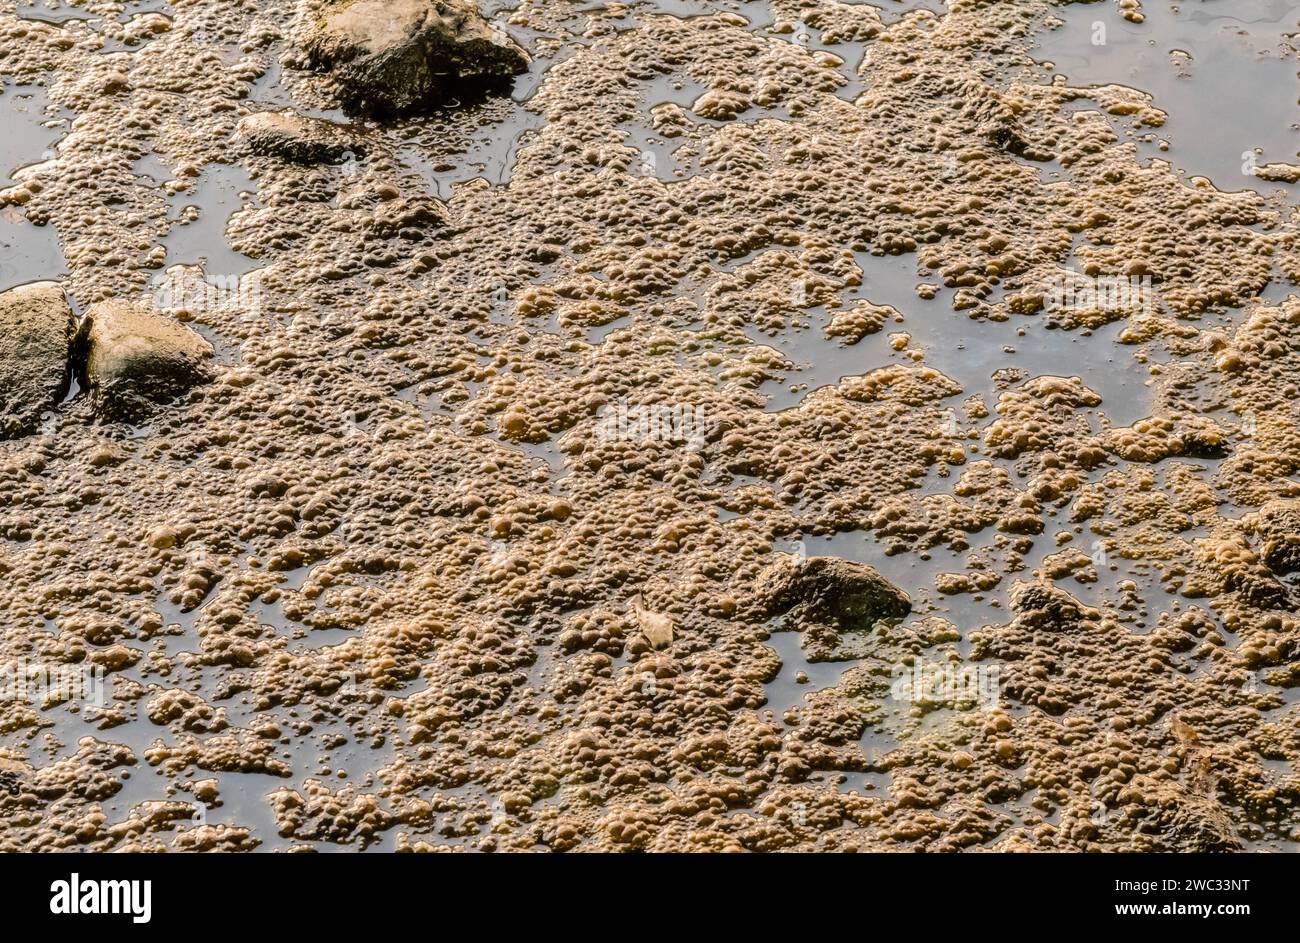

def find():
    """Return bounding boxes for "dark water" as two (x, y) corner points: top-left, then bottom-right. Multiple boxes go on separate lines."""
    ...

(748, 250), (1153, 424)
(1034, 0), (1300, 192)
(0, 85), (67, 292)
(162, 163), (261, 277)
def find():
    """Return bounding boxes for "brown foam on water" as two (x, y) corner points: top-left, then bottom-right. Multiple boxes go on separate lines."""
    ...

(0, 0), (1298, 852)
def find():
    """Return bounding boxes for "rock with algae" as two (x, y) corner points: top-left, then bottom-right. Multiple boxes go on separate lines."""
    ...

(301, 0), (529, 115)
(755, 555), (912, 631)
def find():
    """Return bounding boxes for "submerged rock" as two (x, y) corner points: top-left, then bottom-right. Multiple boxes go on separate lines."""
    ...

(80, 301), (214, 421)
(1008, 579), (1100, 631)
(0, 281), (75, 438)
(755, 555), (911, 631)
(1118, 775), (1241, 853)
(959, 76), (1048, 160)
(1249, 500), (1300, 577)
(302, 0), (530, 115)
(237, 110), (361, 164)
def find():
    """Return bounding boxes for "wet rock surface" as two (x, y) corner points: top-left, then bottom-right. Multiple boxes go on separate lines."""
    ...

(301, 0), (530, 114)
(0, 0), (1297, 852)
(81, 300), (214, 421)
(0, 281), (73, 438)
(237, 110), (361, 164)
(756, 554), (912, 631)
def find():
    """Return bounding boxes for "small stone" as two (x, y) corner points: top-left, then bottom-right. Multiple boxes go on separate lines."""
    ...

(755, 555), (912, 631)
(237, 110), (362, 164)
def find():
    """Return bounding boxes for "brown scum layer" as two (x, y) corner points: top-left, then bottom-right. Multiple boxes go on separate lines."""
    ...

(0, 0), (1297, 851)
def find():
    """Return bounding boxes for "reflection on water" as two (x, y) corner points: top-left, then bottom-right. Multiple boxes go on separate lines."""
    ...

(0, 86), (68, 292)
(746, 250), (1153, 425)
(1034, 0), (1300, 192)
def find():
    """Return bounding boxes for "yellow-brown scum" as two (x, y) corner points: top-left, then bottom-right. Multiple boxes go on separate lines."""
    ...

(0, 0), (1296, 851)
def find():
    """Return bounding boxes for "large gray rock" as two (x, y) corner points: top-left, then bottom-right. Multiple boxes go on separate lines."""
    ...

(237, 110), (362, 164)
(755, 555), (911, 631)
(302, 0), (530, 115)
(81, 300), (214, 421)
(0, 281), (75, 438)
